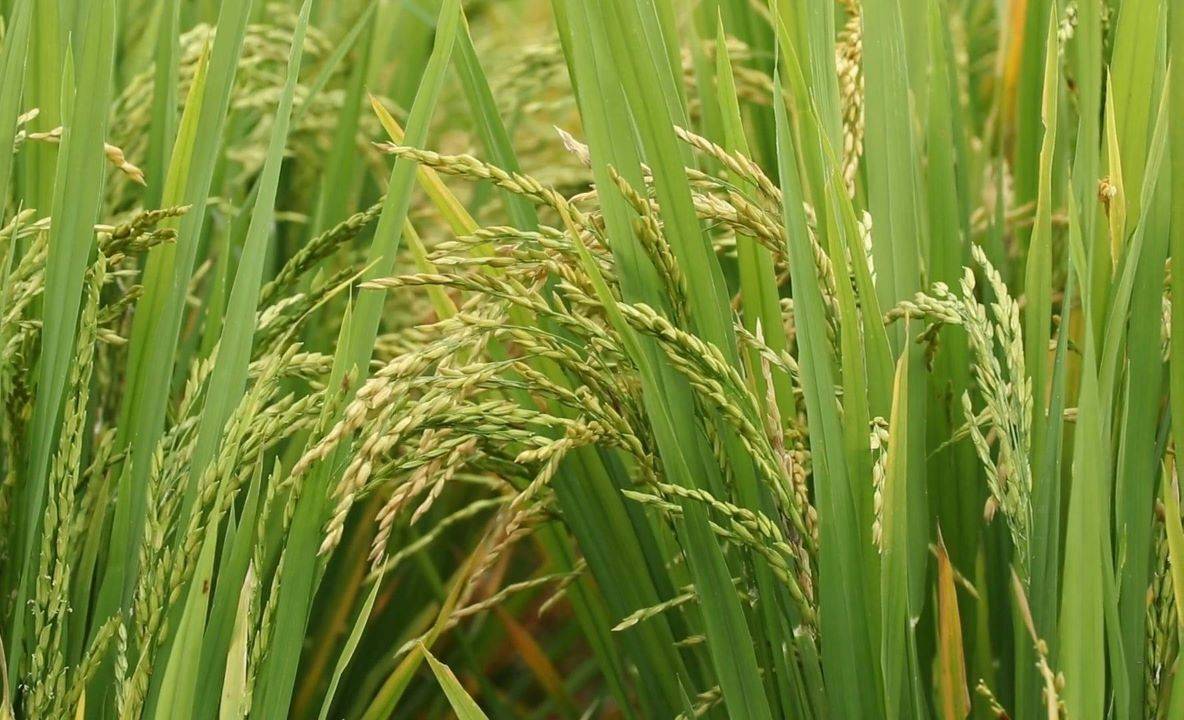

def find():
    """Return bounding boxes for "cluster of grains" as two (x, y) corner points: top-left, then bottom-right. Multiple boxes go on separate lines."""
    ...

(885, 246), (1033, 577)
(836, 0), (865, 190)
(869, 416), (889, 552)
(1146, 502), (1177, 719)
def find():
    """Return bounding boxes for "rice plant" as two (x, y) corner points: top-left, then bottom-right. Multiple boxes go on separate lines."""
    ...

(0, 0), (1179, 718)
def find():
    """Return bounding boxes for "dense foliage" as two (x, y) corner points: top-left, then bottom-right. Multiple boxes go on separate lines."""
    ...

(0, 0), (1179, 718)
